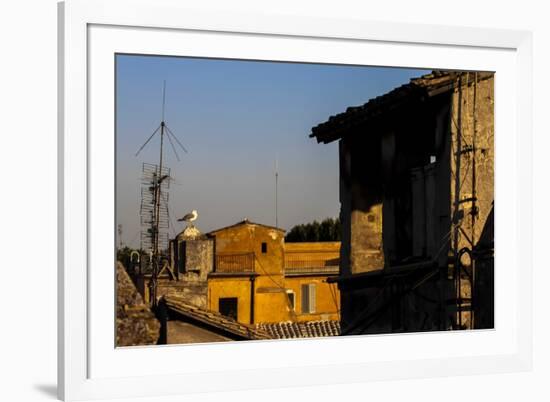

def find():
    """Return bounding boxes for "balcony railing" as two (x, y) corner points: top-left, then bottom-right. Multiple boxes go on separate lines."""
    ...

(215, 252), (255, 273)
(284, 258), (340, 275)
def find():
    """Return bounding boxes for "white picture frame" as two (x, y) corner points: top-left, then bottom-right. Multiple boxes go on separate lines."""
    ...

(58, 0), (533, 400)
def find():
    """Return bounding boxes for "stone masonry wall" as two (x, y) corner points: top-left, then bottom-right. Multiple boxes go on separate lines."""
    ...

(116, 262), (160, 346)
(449, 74), (494, 329)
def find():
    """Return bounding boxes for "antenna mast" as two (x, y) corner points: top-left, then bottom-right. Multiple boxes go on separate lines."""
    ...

(135, 81), (187, 306)
(275, 158), (279, 228)
(156, 81), (166, 260)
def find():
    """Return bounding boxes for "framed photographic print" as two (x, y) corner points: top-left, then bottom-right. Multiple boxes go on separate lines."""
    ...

(58, 0), (533, 400)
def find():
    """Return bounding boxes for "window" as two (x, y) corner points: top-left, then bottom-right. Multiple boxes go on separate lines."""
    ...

(261, 242), (267, 253)
(301, 284), (316, 314)
(286, 290), (295, 311)
(219, 297), (238, 321)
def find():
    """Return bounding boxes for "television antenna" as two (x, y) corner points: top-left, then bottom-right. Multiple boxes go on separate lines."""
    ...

(135, 81), (187, 306)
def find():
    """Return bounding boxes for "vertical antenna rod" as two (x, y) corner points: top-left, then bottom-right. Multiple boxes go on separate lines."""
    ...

(152, 81), (167, 306)
(275, 157), (279, 228)
(162, 80), (166, 122)
(154, 82), (166, 259)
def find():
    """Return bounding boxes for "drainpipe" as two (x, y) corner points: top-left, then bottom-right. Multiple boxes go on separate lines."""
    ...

(250, 275), (255, 324)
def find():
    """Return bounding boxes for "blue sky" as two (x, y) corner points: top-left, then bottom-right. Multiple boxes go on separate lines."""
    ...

(116, 54), (429, 248)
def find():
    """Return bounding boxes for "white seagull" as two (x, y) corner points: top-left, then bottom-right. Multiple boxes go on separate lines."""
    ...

(178, 210), (198, 225)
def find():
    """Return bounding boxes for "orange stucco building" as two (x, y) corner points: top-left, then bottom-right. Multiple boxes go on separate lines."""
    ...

(283, 242), (340, 322)
(166, 219), (340, 325)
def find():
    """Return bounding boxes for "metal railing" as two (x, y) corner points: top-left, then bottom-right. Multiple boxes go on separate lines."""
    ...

(215, 252), (255, 273)
(284, 258), (340, 274)
(214, 253), (339, 274)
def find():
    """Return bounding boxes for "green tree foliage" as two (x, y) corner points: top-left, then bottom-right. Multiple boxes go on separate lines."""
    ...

(285, 217), (341, 242)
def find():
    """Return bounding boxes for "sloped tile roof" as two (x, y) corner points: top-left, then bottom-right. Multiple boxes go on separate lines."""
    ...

(163, 295), (271, 341)
(208, 218), (285, 235)
(310, 70), (494, 144)
(256, 320), (340, 339)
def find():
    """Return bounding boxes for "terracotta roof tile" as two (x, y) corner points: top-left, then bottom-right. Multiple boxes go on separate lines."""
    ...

(256, 320), (341, 339)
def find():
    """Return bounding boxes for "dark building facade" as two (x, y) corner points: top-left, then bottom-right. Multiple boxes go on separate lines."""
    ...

(311, 71), (495, 334)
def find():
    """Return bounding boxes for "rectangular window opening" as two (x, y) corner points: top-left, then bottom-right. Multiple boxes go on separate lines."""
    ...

(287, 291), (295, 310)
(219, 297), (238, 321)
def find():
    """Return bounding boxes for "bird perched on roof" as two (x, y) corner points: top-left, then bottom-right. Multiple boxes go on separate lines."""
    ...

(178, 210), (198, 226)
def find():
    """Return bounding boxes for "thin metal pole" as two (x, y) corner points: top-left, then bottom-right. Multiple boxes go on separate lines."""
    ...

(135, 124), (161, 157)
(165, 127), (180, 161)
(165, 125), (188, 153)
(152, 82), (166, 307)
(275, 158), (278, 228)
(162, 80), (166, 122)
(155, 123), (165, 256)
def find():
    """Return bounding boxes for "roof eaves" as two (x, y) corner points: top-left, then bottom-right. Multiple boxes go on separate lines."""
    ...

(163, 296), (271, 340)
(208, 219), (286, 235)
(310, 70), (494, 144)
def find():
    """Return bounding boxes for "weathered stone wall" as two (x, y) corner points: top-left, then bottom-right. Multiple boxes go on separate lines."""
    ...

(339, 136), (385, 276)
(182, 239), (214, 280)
(450, 75), (494, 249)
(449, 75), (494, 329)
(156, 279), (208, 309)
(116, 262), (160, 346)
(350, 205), (384, 272)
(174, 228), (214, 279)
